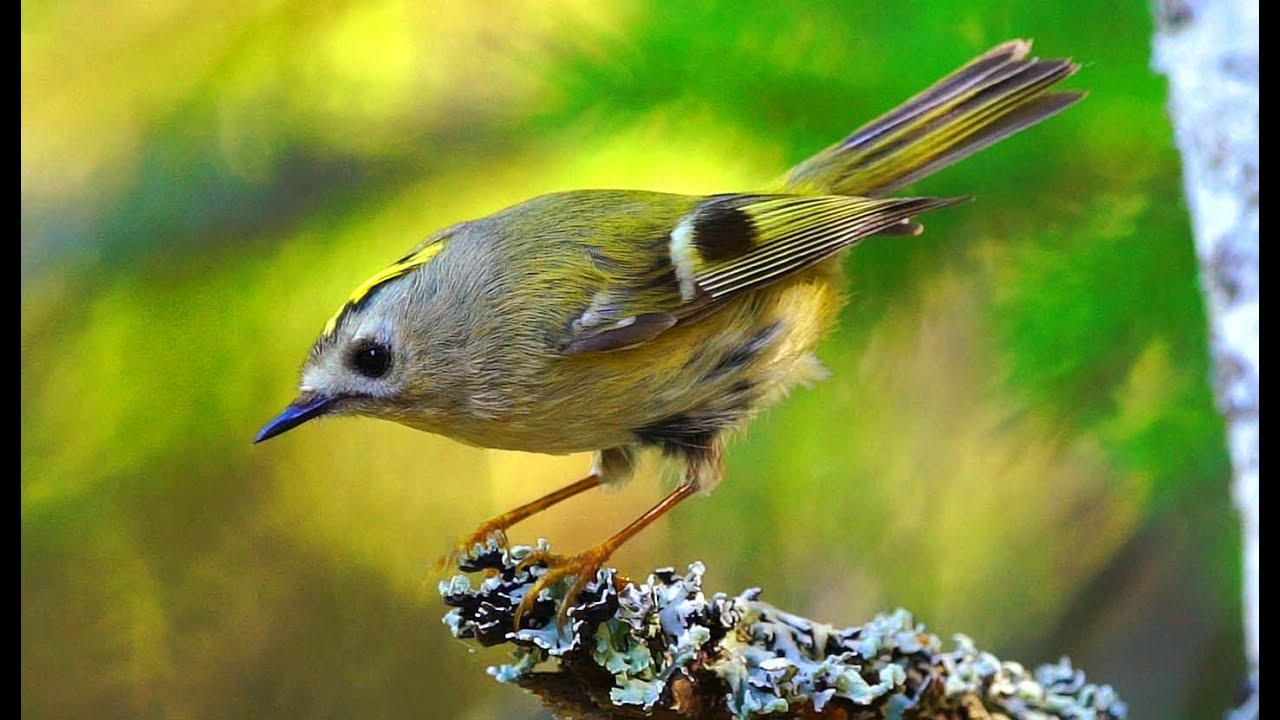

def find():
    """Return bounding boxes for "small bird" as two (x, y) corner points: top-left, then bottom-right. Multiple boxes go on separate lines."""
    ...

(255, 40), (1081, 626)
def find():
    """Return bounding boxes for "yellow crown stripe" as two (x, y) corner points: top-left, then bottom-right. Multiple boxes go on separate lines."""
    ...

(322, 241), (445, 336)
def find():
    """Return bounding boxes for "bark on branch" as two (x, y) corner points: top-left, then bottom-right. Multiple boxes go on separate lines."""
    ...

(441, 541), (1127, 720)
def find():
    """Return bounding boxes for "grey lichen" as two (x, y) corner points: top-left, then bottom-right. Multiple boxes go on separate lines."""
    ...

(441, 540), (1127, 720)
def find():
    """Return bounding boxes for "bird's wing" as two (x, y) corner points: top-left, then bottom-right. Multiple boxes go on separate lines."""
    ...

(560, 192), (965, 354)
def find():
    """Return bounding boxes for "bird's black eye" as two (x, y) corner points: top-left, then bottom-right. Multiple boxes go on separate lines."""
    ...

(351, 342), (392, 378)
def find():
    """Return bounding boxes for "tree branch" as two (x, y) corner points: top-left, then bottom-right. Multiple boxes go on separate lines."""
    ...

(441, 541), (1127, 720)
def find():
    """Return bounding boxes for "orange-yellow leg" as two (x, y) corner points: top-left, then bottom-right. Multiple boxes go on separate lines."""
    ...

(450, 473), (602, 561)
(513, 482), (697, 629)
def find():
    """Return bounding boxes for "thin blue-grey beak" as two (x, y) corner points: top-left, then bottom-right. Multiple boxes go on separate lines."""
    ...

(254, 393), (333, 443)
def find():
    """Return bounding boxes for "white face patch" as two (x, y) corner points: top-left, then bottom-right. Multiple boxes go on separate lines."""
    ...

(669, 215), (699, 302)
(302, 282), (406, 402)
(348, 316), (396, 351)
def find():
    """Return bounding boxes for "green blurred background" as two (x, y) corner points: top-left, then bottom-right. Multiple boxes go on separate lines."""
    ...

(21, 1), (1243, 718)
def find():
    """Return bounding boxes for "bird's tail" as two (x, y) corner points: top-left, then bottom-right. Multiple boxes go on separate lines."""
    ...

(782, 40), (1083, 198)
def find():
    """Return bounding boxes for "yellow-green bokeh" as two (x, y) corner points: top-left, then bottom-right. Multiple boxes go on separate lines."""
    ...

(23, 2), (1240, 718)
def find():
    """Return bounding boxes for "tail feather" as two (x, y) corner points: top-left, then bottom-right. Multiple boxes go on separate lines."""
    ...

(876, 92), (1083, 195)
(783, 40), (1083, 197)
(839, 40), (1034, 151)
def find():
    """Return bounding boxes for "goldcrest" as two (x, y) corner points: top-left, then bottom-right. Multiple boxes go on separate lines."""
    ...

(255, 40), (1081, 624)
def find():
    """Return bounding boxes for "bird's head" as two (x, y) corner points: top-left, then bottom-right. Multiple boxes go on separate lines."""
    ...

(254, 236), (460, 443)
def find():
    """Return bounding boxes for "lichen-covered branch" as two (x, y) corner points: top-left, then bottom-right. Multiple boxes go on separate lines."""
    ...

(441, 541), (1127, 720)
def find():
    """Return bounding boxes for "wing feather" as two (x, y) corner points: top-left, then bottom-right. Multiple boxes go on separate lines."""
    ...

(560, 192), (964, 354)
(687, 194), (967, 299)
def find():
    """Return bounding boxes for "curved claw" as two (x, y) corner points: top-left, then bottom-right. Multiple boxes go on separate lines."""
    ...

(511, 550), (608, 630)
(437, 524), (513, 572)
(514, 549), (564, 575)
(441, 474), (607, 572)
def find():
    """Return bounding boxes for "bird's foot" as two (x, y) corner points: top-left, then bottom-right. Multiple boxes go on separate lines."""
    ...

(512, 545), (618, 629)
(438, 521), (513, 572)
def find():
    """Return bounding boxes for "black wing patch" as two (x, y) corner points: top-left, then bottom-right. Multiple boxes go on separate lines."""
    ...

(560, 193), (965, 354)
